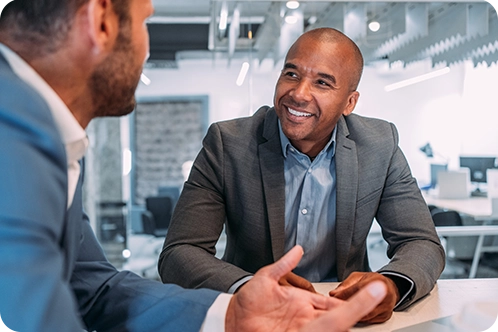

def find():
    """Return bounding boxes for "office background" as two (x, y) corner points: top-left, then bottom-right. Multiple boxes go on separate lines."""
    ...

(77, 0), (498, 275)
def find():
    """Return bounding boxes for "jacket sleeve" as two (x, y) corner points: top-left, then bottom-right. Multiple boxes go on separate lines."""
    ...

(71, 213), (220, 332)
(159, 122), (253, 292)
(376, 123), (445, 310)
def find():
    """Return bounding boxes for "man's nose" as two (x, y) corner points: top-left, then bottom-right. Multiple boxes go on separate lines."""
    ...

(290, 79), (313, 103)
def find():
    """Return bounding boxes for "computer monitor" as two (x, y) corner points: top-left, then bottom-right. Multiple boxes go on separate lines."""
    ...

(459, 156), (497, 183)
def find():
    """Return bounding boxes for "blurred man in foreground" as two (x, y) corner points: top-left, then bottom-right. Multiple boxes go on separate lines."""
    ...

(0, 0), (387, 331)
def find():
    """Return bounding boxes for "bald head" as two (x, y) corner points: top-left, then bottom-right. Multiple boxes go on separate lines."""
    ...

(286, 28), (364, 91)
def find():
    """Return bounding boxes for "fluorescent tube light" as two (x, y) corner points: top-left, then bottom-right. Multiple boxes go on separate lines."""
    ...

(236, 62), (250, 86)
(140, 73), (151, 86)
(219, 1), (228, 31)
(385, 67), (451, 92)
(122, 149), (132, 176)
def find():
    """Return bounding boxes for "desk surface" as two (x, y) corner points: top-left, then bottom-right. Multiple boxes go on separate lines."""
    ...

(314, 279), (498, 331)
(423, 193), (494, 221)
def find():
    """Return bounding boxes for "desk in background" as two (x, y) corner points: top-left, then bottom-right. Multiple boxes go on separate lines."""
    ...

(314, 279), (498, 331)
(422, 193), (498, 278)
(423, 193), (495, 222)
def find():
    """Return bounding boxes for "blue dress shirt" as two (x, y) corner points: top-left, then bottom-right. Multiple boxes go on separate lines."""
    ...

(277, 121), (414, 306)
(279, 121), (338, 282)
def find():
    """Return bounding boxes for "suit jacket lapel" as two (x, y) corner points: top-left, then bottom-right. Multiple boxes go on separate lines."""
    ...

(0, 51), (15, 78)
(61, 161), (84, 281)
(258, 108), (286, 261)
(335, 116), (358, 279)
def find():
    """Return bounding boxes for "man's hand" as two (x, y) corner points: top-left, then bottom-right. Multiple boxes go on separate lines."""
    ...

(329, 271), (400, 324)
(225, 246), (387, 332)
(278, 272), (316, 293)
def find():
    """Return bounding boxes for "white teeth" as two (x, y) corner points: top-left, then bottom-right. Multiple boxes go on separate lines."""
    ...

(288, 108), (311, 117)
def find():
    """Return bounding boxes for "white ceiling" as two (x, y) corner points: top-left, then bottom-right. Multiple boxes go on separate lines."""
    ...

(147, 1), (498, 68)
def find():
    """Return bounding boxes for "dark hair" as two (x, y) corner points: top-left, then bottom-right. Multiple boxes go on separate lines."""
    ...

(0, 0), (130, 54)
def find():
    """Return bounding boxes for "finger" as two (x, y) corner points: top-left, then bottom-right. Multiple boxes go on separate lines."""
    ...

(305, 282), (316, 293)
(357, 278), (398, 323)
(278, 277), (291, 287)
(329, 283), (361, 300)
(328, 273), (362, 296)
(309, 293), (345, 310)
(285, 273), (316, 293)
(260, 245), (304, 281)
(302, 281), (388, 332)
(328, 282), (346, 296)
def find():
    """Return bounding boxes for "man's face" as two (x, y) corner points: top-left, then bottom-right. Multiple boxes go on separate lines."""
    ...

(90, 0), (154, 118)
(273, 36), (359, 156)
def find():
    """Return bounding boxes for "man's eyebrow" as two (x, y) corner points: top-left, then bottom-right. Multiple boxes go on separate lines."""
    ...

(318, 72), (337, 85)
(283, 63), (337, 85)
(283, 63), (297, 70)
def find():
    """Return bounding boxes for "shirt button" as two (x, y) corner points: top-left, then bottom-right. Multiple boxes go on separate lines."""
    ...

(307, 168), (312, 173)
(301, 209), (308, 215)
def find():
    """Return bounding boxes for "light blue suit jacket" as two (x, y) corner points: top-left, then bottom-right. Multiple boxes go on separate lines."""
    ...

(0, 53), (220, 331)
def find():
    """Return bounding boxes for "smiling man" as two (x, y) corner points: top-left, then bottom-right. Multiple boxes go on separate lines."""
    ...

(160, 27), (445, 324)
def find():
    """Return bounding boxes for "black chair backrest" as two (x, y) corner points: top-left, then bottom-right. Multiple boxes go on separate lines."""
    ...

(141, 210), (156, 235)
(431, 209), (463, 227)
(145, 196), (173, 230)
(427, 205), (438, 213)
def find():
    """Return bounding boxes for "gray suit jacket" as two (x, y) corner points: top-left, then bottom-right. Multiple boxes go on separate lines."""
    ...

(160, 106), (445, 310)
(0, 51), (219, 331)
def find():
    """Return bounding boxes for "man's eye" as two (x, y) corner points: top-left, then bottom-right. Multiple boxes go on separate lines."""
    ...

(317, 80), (330, 86)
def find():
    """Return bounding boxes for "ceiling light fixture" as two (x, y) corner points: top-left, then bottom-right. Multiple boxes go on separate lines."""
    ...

(368, 21), (380, 32)
(236, 62), (250, 86)
(219, 1), (228, 32)
(286, 1), (300, 10)
(384, 67), (451, 92)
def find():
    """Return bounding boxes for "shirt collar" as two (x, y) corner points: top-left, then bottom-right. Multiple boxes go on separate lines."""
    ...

(0, 43), (88, 162)
(278, 120), (337, 159)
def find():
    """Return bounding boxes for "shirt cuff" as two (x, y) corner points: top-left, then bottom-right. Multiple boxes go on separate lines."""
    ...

(200, 293), (233, 332)
(380, 271), (414, 309)
(227, 276), (253, 294)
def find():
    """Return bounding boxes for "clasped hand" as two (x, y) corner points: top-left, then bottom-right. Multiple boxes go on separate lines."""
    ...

(329, 271), (400, 324)
(225, 246), (388, 332)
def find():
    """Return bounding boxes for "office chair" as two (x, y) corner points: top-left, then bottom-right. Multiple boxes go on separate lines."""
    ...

(141, 196), (173, 237)
(430, 208), (468, 277)
(431, 209), (463, 227)
(427, 205), (438, 214)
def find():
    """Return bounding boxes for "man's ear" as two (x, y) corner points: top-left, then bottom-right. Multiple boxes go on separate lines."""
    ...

(86, 0), (119, 54)
(342, 91), (359, 116)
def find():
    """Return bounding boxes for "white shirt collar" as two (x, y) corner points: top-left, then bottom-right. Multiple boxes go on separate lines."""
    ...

(0, 43), (88, 208)
(0, 43), (87, 156)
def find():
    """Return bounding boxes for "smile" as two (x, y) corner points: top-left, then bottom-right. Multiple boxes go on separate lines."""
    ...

(288, 108), (312, 117)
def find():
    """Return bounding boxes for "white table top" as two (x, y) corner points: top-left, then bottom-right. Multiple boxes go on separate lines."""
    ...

(423, 192), (494, 221)
(314, 278), (498, 331)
